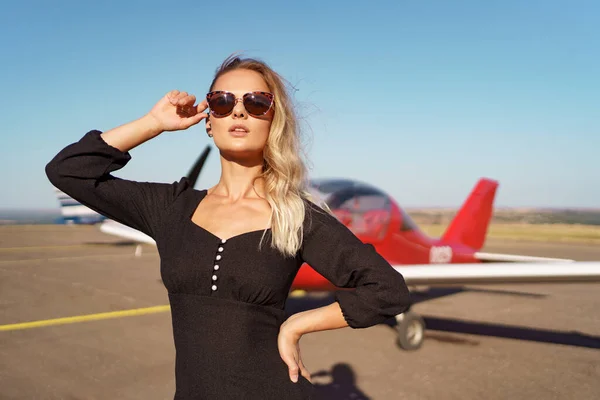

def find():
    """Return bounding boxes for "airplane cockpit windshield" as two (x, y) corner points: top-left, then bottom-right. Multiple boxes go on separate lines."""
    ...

(309, 179), (392, 240)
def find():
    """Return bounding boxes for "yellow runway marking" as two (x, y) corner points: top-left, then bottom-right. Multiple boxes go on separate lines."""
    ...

(0, 305), (171, 332)
(289, 289), (307, 298)
(0, 253), (153, 265)
(0, 244), (140, 252)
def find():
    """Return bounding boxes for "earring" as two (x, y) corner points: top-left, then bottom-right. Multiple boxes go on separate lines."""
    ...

(208, 133), (213, 138)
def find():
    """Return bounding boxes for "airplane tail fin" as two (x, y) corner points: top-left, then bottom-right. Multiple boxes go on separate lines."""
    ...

(53, 187), (104, 224)
(441, 178), (499, 250)
(186, 146), (211, 188)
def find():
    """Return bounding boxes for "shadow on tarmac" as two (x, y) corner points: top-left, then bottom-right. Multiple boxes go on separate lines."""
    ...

(423, 316), (600, 349)
(84, 240), (139, 247)
(311, 363), (371, 400)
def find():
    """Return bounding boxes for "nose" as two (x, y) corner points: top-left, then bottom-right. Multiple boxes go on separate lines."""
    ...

(232, 98), (247, 119)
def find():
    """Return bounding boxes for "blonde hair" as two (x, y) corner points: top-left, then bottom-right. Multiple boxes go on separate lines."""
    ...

(209, 55), (312, 257)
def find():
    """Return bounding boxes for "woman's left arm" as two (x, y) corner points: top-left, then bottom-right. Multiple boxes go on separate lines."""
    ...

(278, 201), (411, 383)
(278, 302), (347, 383)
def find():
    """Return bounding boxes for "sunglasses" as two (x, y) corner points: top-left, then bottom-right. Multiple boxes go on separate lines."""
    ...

(206, 91), (274, 117)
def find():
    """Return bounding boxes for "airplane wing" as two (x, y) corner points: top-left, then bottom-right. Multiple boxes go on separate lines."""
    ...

(99, 219), (155, 245)
(395, 262), (600, 285)
(474, 252), (574, 263)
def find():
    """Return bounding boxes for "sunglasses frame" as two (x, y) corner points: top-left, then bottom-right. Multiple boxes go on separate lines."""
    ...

(206, 91), (275, 117)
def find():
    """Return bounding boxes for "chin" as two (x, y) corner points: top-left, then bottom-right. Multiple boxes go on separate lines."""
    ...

(218, 140), (265, 160)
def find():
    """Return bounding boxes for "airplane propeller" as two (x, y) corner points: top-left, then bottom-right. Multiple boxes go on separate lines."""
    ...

(186, 146), (211, 188)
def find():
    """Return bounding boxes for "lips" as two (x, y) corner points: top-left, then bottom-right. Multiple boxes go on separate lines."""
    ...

(229, 124), (249, 133)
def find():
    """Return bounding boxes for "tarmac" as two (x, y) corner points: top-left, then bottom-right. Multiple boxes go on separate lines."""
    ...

(1, 225), (599, 399)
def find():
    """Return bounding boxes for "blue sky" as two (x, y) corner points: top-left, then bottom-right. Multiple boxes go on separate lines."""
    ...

(1, 0), (598, 209)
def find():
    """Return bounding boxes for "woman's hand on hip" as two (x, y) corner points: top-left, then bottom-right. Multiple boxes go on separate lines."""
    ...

(278, 323), (311, 384)
(146, 90), (209, 132)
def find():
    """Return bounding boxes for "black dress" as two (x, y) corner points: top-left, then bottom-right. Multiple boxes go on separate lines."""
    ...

(45, 130), (411, 399)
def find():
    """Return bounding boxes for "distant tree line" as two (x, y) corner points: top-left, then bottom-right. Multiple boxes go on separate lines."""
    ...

(407, 209), (600, 226)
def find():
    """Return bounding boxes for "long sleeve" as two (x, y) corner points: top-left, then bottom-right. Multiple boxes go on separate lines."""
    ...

(300, 200), (411, 328)
(45, 130), (189, 239)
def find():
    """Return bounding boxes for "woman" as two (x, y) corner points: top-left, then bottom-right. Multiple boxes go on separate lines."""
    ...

(46, 55), (410, 399)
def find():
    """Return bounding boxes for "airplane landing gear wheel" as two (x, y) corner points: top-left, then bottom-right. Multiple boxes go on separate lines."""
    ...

(395, 311), (425, 351)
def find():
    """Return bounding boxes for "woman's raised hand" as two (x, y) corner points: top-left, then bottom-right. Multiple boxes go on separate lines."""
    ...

(147, 90), (209, 132)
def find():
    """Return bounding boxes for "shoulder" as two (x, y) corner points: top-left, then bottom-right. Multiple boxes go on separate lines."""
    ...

(148, 177), (195, 210)
(302, 197), (355, 239)
(302, 197), (332, 226)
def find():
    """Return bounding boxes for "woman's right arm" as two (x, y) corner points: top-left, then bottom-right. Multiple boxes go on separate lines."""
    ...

(45, 91), (208, 239)
(100, 90), (208, 152)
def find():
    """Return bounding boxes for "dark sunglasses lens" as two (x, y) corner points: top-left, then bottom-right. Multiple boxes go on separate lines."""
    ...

(244, 93), (272, 116)
(209, 93), (235, 116)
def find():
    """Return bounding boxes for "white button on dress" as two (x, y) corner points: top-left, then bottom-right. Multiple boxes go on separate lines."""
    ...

(211, 240), (225, 293)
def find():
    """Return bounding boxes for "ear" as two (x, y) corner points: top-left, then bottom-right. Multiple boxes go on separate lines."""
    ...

(205, 115), (212, 136)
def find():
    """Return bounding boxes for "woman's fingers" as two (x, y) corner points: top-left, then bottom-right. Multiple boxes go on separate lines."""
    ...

(177, 111), (208, 129)
(298, 358), (312, 383)
(282, 351), (311, 384)
(279, 349), (299, 383)
(167, 90), (181, 105)
(185, 112), (209, 127)
(277, 327), (309, 384)
(287, 358), (300, 383)
(287, 358), (311, 383)
(168, 90), (191, 106)
(196, 99), (209, 114)
(166, 91), (202, 114)
(178, 94), (196, 107)
(148, 90), (208, 132)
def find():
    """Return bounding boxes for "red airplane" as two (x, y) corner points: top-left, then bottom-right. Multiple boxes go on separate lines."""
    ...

(54, 146), (600, 350)
(293, 176), (572, 288)
(293, 177), (502, 291)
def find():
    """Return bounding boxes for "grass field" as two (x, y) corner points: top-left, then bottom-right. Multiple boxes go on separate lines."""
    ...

(418, 223), (600, 244)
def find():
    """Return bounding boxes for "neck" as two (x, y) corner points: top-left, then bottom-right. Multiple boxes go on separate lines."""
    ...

(211, 152), (266, 201)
